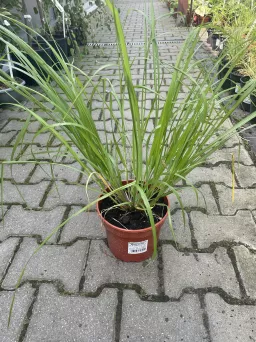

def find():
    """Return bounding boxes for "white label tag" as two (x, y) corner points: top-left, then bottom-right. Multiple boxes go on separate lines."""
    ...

(52, 0), (64, 12)
(216, 38), (220, 47)
(243, 96), (251, 104)
(235, 83), (240, 93)
(128, 240), (148, 254)
(219, 42), (224, 50)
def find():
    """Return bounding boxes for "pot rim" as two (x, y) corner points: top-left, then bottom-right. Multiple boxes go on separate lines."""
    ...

(96, 193), (170, 234)
(0, 79), (25, 94)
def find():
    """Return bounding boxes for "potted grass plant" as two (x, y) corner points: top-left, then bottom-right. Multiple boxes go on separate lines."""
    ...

(1, 0), (256, 266)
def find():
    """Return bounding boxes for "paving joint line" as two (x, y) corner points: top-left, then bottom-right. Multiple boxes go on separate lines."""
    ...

(18, 285), (39, 342)
(198, 291), (213, 342)
(0, 237), (23, 288)
(2, 280), (256, 306)
(227, 247), (248, 300)
(79, 240), (92, 291)
(114, 289), (123, 342)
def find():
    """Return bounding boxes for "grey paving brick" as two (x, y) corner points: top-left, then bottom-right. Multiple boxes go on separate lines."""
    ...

(30, 163), (82, 183)
(21, 146), (66, 162)
(2, 239), (89, 292)
(120, 291), (207, 342)
(0, 147), (23, 161)
(205, 293), (256, 342)
(0, 284), (35, 342)
(0, 109), (32, 121)
(24, 284), (117, 342)
(186, 165), (234, 187)
(207, 146), (253, 165)
(0, 206), (66, 243)
(169, 184), (219, 214)
(83, 240), (159, 294)
(2, 181), (49, 208)
(233, 246), (256, 299)
(191, 211), (256, 249)
(0, 238), (19, 281)
(1, 121), (41, 133)
(0, 132), (16, 146)
(20, 132), (53, 146)
(163, 245), (240, 298)
(0, 119), (8, 130)
(60, 207), (106, 243)
(2, 163), (35, 183)
(159, 210), (192, 247)
(216, 185), (256, 215)
(235, 164), (256, 187)
(44, 181), (100, 209)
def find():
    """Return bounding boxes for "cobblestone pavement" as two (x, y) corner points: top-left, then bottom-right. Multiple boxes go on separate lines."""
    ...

(1, 1), (256, 341)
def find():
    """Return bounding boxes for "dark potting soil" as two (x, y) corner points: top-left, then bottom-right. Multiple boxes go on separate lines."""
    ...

(99, 196), (167, 230)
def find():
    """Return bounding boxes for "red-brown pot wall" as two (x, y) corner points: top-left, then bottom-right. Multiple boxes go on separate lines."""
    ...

(178, 0), (188, 14)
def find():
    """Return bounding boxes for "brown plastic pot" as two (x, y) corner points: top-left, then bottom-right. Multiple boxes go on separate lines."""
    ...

(96, 182), (170, 262)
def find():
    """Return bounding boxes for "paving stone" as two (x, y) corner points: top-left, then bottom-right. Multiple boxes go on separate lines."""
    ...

(2, 239), (89, 292)
(20, 132), (53, 146)
(207, 146), (253, 165)
(2, 163), (35, 183)
(0, 147), (23, 161)
(0, 284), (35, 342)
(1, 121), (41, 133)
(191, 211), (256, 249)
(235, 164), (256, 187)
(30, 163), (82, 183)
(21, 146), (66, 162)
(205, 293), (256, 342)
(2, 181), (49, 208)
(169, 184), (219, 214)
(186, 165), (234, 187)
(0, 238), (19, 281)
(0, 206), (66, 243)
(233, 246), (256, 299)
(216, 185), (256, 215)
(159, 210), (192, 248)
(24, 284), (117, 342)
(0, 119), (8, 130)
(44, 181), (100, 209)
(120, 291), (207, 342)
(59, 207), (106, 243)
(0, 109), (32, 120)
(83, 240), (159, 294)
(163, 245), (240, 298)
(0, 132), (16, 146)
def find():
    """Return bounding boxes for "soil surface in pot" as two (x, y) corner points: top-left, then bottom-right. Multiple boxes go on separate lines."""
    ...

(99, 197), (167, 230)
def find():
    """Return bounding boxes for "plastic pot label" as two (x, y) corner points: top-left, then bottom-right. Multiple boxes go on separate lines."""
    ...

(219, 42), (224, 50)
(243, 96), (251, 104)
(235, 84), (240, 93)
(128, 240), (148, 254)
(216, 38), (220, 47)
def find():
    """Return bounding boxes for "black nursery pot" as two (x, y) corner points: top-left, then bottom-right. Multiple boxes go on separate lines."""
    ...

(218, 59), (232, 91)
(0, 78), (25, 106)
(250, 93), (256, 124)
(12, 42), (53, 86)
(240, 76), (251, 112)
(46, 35), (68, 67)
(229, 69), (242, 96)
(207, 28), (213, 45)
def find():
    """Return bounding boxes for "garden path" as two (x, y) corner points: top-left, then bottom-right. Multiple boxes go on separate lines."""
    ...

(0, 1), (256, 341)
